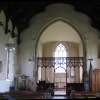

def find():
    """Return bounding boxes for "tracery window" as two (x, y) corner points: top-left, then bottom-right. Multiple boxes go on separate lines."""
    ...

(54, 43), (67, 73)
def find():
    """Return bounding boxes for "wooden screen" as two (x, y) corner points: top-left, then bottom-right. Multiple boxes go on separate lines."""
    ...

(92, 69), (100, 92)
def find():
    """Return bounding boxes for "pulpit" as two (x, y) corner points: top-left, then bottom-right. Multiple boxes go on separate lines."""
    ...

(18, 75), (29, 91)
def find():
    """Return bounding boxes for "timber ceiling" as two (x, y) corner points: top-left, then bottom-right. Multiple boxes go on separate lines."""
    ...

(0, 0), (100, 44)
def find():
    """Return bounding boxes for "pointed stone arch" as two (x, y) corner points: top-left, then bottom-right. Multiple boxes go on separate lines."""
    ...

(35, 17), (87, 82)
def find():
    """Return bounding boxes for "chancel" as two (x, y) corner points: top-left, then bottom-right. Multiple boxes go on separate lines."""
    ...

(0, 1), (100, 99)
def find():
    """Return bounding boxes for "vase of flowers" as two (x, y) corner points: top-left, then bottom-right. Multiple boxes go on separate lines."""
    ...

(47, 86), (54, 96)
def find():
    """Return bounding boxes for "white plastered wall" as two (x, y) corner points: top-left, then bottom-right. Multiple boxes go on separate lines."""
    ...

(0, 10), (18, 92)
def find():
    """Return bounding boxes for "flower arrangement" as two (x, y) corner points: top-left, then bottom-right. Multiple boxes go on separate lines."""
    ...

(47, 86), (54, 95)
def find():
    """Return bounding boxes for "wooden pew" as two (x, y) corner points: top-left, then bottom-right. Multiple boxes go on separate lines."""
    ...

(72, 91), (97, 99)
(3, 91), (44, 100)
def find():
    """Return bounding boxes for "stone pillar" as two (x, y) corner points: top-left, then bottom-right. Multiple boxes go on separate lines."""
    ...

(83, 49), (87, 83)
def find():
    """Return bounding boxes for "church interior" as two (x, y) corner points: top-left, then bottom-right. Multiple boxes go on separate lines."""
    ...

(0, 0), (100, 99)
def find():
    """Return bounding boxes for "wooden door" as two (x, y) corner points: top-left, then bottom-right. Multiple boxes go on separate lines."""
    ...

(92, 69), (100, 92)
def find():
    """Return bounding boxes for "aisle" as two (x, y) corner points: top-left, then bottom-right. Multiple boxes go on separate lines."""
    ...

(54, 91), (66, 95)
(50, 95), (70, 99)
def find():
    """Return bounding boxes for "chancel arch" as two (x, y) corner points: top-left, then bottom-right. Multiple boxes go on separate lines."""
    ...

(36, 17), (86, 94)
